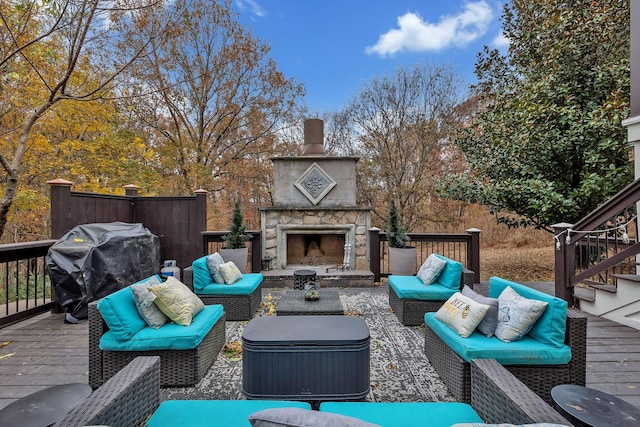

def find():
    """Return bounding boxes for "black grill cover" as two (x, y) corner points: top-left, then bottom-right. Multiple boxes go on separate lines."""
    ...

(46, 222), (161, 321)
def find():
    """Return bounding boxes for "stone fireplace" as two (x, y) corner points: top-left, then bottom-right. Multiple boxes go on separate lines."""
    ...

(260, 119), (371, 271)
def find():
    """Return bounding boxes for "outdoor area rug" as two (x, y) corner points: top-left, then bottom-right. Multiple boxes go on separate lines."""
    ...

(160, 286), (454, 403)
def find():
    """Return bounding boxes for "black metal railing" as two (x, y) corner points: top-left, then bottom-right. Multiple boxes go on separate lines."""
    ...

(0, 240), (57, 327)
(369, 228), (481, 282)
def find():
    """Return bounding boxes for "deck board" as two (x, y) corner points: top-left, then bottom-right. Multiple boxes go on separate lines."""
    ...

(1, 285), (640, 411)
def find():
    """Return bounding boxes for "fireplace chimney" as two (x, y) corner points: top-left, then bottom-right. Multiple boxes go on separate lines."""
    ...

(302, 118), (325, 155)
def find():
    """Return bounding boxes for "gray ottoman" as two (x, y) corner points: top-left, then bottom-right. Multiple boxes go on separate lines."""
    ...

(242, 315), (370, 401)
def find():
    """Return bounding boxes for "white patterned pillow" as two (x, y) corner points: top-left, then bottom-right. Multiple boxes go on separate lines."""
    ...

(206, 252), (225, 283)
(494, 286), (548, 343)
(435, 292), (490, 338)
(417, 254), (447, 285)
(148, 276), (205, 326)
(219, 261), (243, 285)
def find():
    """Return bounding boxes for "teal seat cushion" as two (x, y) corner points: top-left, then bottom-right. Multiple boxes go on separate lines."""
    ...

(147, 399), (312, 427)
(389, 275), (457, 300)
(197, 273), (263, 296)
(434, 254), (463, 290)
(319, 402), (483, 427)
(96, 287), (146, 341)
(99, 304), (223, 351)
(489, 277), (567, 348)
(192, 256), (214, 291)
(425, 312), (572, 365)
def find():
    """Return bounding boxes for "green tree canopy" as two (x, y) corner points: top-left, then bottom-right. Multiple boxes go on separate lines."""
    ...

(440, 0), (631, 231)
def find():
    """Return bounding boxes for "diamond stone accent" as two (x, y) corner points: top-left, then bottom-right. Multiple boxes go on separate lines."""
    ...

(294, 163), (336, 205)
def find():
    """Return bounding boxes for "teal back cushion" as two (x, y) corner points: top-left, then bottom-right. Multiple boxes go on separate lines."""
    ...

(147, 399), (312, 427)
(192, 256), (214, 291)
(434, 254), (463, 290)
(96, 287), (146, 341)
(319, 402), (483, 427)
(489, 277), (567, 347)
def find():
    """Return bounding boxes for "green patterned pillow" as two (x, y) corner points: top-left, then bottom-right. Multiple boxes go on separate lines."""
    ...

(219, 261), (243, 285)
(148, 276), (205, 326)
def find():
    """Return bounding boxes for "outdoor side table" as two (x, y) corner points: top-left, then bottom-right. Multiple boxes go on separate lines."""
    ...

(0, 383), (92, 427)
(551, 384), (640, 427)
(277, 290), (344, 315)
(293, 269), (317, 290)
(242, 315), (370, 401)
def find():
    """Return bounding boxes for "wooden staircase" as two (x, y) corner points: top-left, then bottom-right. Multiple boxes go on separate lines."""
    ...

(577, 274), (640, 330)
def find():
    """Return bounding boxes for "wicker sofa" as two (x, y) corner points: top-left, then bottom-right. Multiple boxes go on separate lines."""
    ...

(389, 254), (474, 326)
(88, 289), (226, 389)
(54, 356), (160, 427)
(424, 278), (587, 406)
(61, 357), (572, 426)
(183, 257), (263, 321)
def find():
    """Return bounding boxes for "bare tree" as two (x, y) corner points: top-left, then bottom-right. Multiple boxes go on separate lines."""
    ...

(0, 0), (180, 240)
(120, 0), (305, 197)
(341, 62), (465, 230)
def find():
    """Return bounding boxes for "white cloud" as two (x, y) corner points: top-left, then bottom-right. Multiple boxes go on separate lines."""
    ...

(491, 31), (510, 49)
(235, 0), (266, 17)
(365, 1), (494, 56)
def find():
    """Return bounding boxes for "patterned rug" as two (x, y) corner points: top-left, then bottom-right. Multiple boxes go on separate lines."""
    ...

(160, 286), (454, 403)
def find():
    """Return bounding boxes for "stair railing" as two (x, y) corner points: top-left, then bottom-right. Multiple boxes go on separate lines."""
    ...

(554, 178), (640, 304)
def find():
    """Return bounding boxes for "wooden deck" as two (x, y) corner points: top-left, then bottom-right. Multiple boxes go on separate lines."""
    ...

(1, 285), (640, 411)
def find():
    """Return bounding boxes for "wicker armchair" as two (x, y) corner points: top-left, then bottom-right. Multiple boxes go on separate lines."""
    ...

(183, 266), (263, 320)
(88, 300), (226, 389)
(389, 268), (474, 326)
(54, 356), (160, 427)
(425, 307), (587, 405)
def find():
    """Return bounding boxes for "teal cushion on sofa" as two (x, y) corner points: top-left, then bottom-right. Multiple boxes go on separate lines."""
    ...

(425, 312), (572, 365)
(192, 256), (214, 291)
(147, 399), (312, 427)
(389, 275), (458, 300)
(435, 254), (464, 290)
(99, 304), (223, 351)
(197, 273), (263, 296)
(319, 402), (484, 427)
(96, 287), (146, 341)
(488, 277), (567, 348)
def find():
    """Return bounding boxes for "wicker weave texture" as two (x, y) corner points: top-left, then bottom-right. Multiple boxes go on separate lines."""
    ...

(425, 308), (587, 406)
(471, 359), (571, 425)
(389, 286), (446, 326)
(388, 269), (475, 326)
(54, 356), (160, 427)
(89, 301), (225, 388)
(183, 267), (263, 320)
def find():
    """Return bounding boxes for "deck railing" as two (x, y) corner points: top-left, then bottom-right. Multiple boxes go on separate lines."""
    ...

(554, 177), (640, 304)
(0, 240), (57, 327)
(369, 228), (481, 283)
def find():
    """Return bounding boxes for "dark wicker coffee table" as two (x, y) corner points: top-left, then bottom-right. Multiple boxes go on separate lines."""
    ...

(277, 289), (344, 315)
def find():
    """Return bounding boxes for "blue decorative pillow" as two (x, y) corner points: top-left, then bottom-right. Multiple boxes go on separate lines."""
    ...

(494, 286), (548, 343)
(130, 275), (168, 329)
(417, 254), (447, 285)
(206, 252), (225, 284)
(461, 285), (499, 337)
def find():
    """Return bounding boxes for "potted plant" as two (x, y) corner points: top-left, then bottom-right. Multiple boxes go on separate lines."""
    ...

(387, 199), (416, 275)
(220, 200), (252, 273)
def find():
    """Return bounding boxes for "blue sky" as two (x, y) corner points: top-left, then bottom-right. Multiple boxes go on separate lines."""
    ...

(233, 0), (508, 113)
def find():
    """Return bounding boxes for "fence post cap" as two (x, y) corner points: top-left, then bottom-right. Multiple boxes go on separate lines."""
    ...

(369, 227), (380, 231)
(46, 178), (73, 187)
(195, 189), (208, 194)
(552, 222), (573, 229)
(123, 184), (141, 190)
(466, 228), (482, 233)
